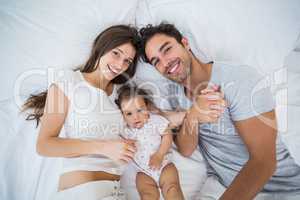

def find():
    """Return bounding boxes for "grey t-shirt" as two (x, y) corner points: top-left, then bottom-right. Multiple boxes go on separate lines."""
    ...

(170, 62), (300, 194)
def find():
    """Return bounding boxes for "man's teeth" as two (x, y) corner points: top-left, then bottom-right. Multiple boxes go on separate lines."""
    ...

(169, 62), (179, 74)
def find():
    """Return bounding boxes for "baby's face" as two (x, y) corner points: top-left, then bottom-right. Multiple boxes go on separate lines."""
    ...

(121, 96), (150, 129)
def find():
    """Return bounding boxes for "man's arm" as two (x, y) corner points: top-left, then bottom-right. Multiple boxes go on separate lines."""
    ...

(174, 108), (199, 157)
(175, 92), (226, 157)
(220, 110), (277, 200)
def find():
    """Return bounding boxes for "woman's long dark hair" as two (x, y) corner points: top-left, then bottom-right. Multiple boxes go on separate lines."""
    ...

(22, 25), (141, 126)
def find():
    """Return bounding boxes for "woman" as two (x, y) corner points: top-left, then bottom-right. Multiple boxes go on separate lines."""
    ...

(23, 25), (140, 200)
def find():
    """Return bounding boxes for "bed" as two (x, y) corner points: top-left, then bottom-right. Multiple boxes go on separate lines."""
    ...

(1, 0), (300, 199)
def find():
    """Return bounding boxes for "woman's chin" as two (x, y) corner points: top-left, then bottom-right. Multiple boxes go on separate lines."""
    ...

(103, 73), (117, 81)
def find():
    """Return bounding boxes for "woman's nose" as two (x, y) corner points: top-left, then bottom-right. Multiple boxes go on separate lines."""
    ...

(112, 59), (123, 71)
(115, 63), (123, 71)
(119, 60), (125, 69)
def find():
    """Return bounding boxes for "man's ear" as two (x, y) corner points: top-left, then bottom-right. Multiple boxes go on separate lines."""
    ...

(181, 37), (190, 50)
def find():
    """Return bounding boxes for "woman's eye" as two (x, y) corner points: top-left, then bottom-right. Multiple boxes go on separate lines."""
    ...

(124, 59), (132, 66)
(137, 109), (143, 113)
(112, 51), (119, 57)
(126, 112), (132, 116)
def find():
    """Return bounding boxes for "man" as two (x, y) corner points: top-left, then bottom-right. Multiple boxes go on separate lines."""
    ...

(139, 23), (300, 200)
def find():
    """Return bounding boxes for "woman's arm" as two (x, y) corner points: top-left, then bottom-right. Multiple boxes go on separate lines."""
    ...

(37, 84), (136, 163)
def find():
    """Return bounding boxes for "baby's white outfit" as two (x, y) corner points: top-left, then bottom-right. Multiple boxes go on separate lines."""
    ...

(122, 114), (172, 183)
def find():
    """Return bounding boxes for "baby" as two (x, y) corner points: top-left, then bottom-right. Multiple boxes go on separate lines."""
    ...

(115, 84), (185, 200)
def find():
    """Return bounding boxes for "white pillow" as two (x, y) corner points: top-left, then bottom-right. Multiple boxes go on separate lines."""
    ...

(294, 34), (300, 51)
(0, 0), (138, 101)
(136, 0), (300, 75)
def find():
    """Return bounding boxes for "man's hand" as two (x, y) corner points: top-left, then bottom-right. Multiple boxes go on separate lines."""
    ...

(189, 87), (226, 124)
(175, 85), (226, 157)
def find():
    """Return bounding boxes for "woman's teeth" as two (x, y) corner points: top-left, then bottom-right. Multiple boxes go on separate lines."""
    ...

(108, 65), (118, 74)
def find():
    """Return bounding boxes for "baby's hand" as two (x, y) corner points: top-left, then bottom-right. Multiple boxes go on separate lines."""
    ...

(149, 152), (164, 170)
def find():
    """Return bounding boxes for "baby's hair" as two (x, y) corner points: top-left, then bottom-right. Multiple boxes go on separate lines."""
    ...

(115, 83), (154, 110)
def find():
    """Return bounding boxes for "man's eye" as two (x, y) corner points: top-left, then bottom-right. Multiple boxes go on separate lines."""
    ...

(137, 109), (143, 113)
(153, 60), (159, 67)
(165, 46), (172, 52)
(126, 112), (132, 116)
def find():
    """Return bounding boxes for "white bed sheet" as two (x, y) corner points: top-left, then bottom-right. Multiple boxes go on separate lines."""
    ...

(0, 99), (60, 200)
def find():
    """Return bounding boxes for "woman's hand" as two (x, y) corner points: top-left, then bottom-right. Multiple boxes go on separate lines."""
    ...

(149, 152), (164, 170)
(188, 87), (226, 124)
(98, 139), (137, 164)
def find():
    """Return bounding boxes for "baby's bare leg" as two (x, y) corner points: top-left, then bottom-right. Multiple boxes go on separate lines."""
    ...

(159, 163), (185, 200)
(136, 172), (160, 200)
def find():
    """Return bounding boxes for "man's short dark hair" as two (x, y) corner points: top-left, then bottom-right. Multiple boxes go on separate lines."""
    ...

(139, 23), (183, 63)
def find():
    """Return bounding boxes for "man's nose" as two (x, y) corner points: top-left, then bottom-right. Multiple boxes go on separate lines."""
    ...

(161, 58), (169, 69)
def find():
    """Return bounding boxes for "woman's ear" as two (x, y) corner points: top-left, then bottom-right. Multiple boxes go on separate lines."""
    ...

(181, 37), (190, 50)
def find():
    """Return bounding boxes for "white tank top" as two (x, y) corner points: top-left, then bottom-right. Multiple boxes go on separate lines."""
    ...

(51, 69), (125, 175)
